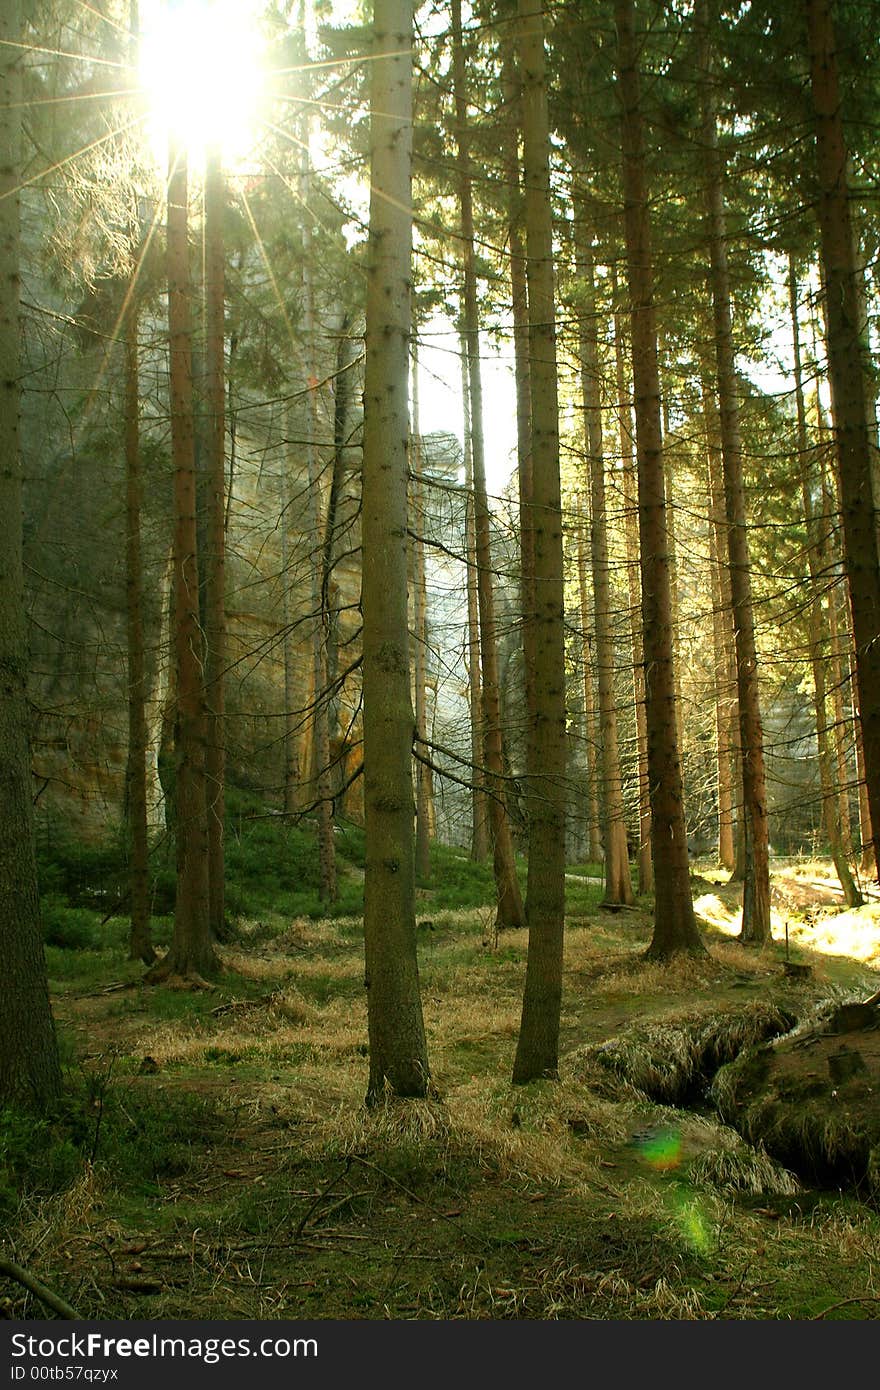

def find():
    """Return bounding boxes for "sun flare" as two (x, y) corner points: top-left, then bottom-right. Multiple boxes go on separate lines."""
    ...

(138, 0), (266, 171)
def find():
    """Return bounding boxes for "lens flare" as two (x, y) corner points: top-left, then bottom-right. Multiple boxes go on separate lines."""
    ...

(636, 1125), (683, 1172)
(139, 0), (266, 170)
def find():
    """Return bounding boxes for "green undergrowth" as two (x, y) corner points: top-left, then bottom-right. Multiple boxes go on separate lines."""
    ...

(9, 842), (880, 1320)
(35, 807), (569, 945)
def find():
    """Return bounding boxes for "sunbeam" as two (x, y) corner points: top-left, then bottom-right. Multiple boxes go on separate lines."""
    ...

(238, 184), (300, 361)
(74, 0), (133, 39)
(0, 38), (128, 68)
(3, 87), (136, 110)
(0, 113), (146, 202)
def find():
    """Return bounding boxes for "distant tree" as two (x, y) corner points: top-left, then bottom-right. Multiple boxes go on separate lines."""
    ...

(124, 298), (155, 965)
(361, 0), (430, 1101)
(410, 351), (433, 883)
(0, 0), (63, 1106)
(577, 230), (633, 907)
(148, 145), (216, 981)
(702, 384), (738, 875)
(697, 0), (771, 943)
(574, 518), (604, 865)
(612, 268), (653, 892)
(500, 37), (538, 790)
(203, 143), (228, 938)
(451, 0), (525, 929)
(804, 0), (880, 880)
(789, 257), (862, 907)
(458, 336), (491, 863)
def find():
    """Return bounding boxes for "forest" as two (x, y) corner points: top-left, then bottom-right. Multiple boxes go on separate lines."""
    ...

(1, 0), (880, 1327)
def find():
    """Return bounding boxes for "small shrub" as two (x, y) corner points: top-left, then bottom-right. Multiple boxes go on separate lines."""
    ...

(35, 821), (127, 908)
(41, 896), (102, 950)
(0, 1102), (87, 1219)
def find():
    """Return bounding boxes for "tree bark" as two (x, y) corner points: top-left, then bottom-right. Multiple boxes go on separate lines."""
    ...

(575, 521), (604, 865)
(500, 39), (537, 780)
(151, 145), (215, 981)
(281, 425), (299, 818)
(804, 0), (880, 880)
(361, 0), (429, 1101)
(578, 237), (633, 905)
(703, 417), (736, 874)
(614, 0), (704, 958)
(203, 144), (227, 937)
(810, 324), (868, 871)
(0, 0), (63, 1106)
(512, 0), (567, 1084)
(124, 305), (154, 964)
(451, 0), (525, 928)
(299, 76), (337, 903)
(459, 335), (491, 863)
(790, 256), (861, 906)
(410, 351), (432, 883)
(825, 571), (856, 860)
(612, 264), (652, 892)
(703, 379), (742, 876)
(698, 0), (771, 943)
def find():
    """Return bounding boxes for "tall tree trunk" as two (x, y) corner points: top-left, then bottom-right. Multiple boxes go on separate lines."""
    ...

(575, 521), (604, 864)
(703, 379), (743, 877)
(824, 515), (856, 861)
(0, 0), (63, 1106)
(614, 0), (704, 958)
(512, 0), (568, 1084)
(203, 144), (227, 937)
(124, 305), (155, 964)
(804, 0), (880, 880)
(703, 422), (736, 874)
(410, 351), (432, 882)
(851, 236), (880, 556)
(299, 75), (337, 904)
(152, 145), (215, 981)
(501, 40), (537, 775)
(810, 314), (869, 871)
(815, 359), (859, 863)
(451, 0), (525, 927)
(853, 699), (876, 878)
(321, 311), (355, 769)
(578, 236), (633, 904)
(281, 427), (299, 817)
(661, 425), (686, 765)
(707, 507), (736, 874)
(361, 0), (429, 1101)
(612, 264), (652, 891)
(790, 257), (861, 906)
(698, 1), (771, 942)
(459, 336), (491, 863)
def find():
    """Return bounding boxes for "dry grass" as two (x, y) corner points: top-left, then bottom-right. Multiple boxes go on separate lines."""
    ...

(567, 1000), (796, 1105)
(689, 1141), (801, 1197)
(5, 871), (880, 1322)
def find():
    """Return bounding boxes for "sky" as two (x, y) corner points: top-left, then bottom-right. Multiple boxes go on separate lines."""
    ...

(415, 316), (519, 500)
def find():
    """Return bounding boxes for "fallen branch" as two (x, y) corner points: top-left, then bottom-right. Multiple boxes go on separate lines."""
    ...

(0, 1257), (81, 1319)
(812, 1295), (880, 1320)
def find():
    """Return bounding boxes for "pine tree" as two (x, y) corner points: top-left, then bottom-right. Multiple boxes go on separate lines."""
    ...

(614, 0), (705, 958)
(149, 144), (216, 982)
(0, 0), (63, 1106)
(804, 0), (880, 880)
(512, 0), (567, 1083)
(361, 0), (429, 1101)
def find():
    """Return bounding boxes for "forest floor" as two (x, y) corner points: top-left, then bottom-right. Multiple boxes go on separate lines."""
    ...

(4, 857), (880, 1322)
